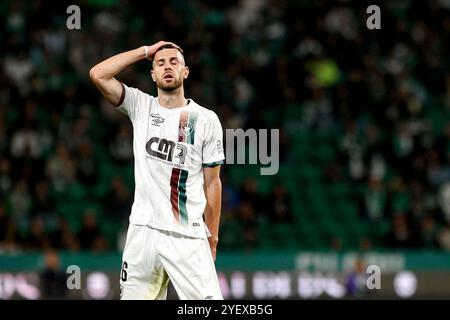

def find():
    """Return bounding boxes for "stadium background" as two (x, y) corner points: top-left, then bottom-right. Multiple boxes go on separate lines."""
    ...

(1, 0), (450, 299)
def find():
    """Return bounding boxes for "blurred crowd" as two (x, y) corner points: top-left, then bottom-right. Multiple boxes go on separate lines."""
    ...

(1, 0), (450, 253)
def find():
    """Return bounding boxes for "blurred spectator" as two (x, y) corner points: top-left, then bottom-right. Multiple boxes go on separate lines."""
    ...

(77, 210), (109, 251)
(239, 178), (264, 216)
(0, 112), (8, 153)
(418, 215), (440, 249)
(49, 217), (79, 251)
(438, 181), (450, 223)
(67, 117), (92, 153)
(10, 122), (42, 159)
(76, 141), (98, 185)
(7, 179), (32, 228)
(41, 24), (67, 57)
(388, 176), (411, 217)
(3, 50), (34, 93)
(109, 122), (134, 165)
(427, 149), (450, 188)
(265, 183), (293, 223)
(236, 201), (257, 250)
(437, 222), (450, 251)
(384, 214), (420, 248)
(345, 258), (369, 298)
(339, 120), (365, 181)
(221, 175), (240, 212)
(104, 176), (132, 222)
(24, 217), (51, 251)
(40, 249), (68, 299)
(31, 180), (55, 219)
(362, 177), (387, 223)
(0, 203), (19, 253)
(46, 142), (77, 192)
(0, 158), (13, 197)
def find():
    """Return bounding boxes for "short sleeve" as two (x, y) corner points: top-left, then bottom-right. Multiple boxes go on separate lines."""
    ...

(114, 83), (146, 122)
(202, 111), (225, 167)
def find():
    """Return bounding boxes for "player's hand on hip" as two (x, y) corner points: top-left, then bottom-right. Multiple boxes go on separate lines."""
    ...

(208, 237), (218, 262)
(144, 41), (183, 61)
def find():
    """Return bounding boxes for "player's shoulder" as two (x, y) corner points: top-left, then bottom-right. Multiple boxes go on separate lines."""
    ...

(123, 83), (152, 100)
(189, 100), (221, 122)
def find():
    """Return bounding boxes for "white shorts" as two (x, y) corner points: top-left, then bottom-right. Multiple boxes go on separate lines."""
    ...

(119, 224), (223, 300)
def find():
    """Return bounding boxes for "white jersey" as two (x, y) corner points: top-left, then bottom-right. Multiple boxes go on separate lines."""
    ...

(115, 83), (225, 239)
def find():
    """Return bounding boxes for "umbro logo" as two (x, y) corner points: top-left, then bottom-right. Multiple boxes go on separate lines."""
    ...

(150, 113), (165, 126)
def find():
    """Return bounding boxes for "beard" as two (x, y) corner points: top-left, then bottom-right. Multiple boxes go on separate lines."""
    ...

(155, 76), (184, 92)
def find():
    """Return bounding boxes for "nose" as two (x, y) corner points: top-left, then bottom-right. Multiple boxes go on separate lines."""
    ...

(164, 63), (172, 71)
(164, 68), (173, 75)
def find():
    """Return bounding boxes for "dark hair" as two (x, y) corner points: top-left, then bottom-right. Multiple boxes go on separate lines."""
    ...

(157, 43), (183, 54)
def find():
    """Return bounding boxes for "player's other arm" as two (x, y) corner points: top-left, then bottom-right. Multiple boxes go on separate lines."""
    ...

(89, 41), (182, 105)
(203, 165), (222, 262)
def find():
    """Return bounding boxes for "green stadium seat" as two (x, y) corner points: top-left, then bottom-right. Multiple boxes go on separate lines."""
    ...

(309, 198), (332, 221)
(291, 144), (310, 162)
(283, 104), (304, 121)
(311, 144), (336, 163)
(327, 182), (352, 202)
(335, 200), (359, 221)
(269, 223), (297, 248)
(295, 165), (322, 183)
(221, 219), (244, 250)
(292, 200), (307, 221)
(255, 176), (273, 196)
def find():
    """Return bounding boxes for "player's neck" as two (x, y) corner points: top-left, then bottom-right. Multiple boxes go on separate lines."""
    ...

(157, 87), (188, 109)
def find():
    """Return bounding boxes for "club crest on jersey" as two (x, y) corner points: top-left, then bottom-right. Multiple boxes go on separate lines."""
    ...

(181, 121), (194, 136)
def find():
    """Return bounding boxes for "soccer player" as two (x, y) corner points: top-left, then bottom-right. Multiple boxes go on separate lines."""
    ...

(89, 41), (225, 300)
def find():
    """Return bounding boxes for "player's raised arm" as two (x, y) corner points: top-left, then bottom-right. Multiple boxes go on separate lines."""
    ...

(203, 165), (222, 262)
(89, 41), (182, 106)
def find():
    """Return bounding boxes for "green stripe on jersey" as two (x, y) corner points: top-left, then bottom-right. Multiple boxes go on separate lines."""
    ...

(202, 160), (224, 167)
(178, 169), (189, 225)
(187, 112), (198, 145)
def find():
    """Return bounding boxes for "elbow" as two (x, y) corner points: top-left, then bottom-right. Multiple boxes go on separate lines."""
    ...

(89, 67), (100, 83)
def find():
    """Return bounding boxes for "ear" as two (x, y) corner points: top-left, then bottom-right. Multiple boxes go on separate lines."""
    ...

(183, 66), (189, 79)
(151, 69), (156, 82)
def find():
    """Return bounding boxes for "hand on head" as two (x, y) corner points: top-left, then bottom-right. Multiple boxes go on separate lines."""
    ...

(145, 41), (183, 61)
